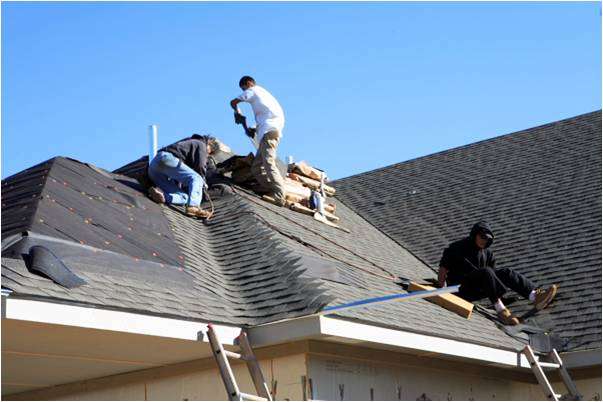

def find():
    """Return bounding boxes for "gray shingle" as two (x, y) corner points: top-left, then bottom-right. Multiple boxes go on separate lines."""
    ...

(335, 110), (602, 352)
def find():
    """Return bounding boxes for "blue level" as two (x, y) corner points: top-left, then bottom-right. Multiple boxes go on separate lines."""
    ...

(318, 285), (461, 316)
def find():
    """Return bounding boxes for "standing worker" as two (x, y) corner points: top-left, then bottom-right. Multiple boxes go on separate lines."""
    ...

(438, 221), (558, 325)
(147, 134), (215, 219)
(230, 76), (286, 206)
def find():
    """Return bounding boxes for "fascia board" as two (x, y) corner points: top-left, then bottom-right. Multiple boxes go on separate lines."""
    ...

(560, 349), (602, 368)
(318, 316), (530, 368)
(248, 315), (530, 369)
(1, 295), (240, 344)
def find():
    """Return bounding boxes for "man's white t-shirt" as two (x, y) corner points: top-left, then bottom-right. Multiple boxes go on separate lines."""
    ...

(237, 85), (285, 140)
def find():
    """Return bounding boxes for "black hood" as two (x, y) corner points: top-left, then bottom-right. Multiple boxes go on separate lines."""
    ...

(469, 221), (494, 248)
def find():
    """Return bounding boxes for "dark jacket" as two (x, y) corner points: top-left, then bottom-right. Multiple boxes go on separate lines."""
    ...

(161, 134), (212, 177)
(439, 221), (496, 285)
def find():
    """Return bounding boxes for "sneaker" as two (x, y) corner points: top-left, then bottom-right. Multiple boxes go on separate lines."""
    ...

(148, 186), (165, 204)
(497, 308), (520, 326)
(533, 285), (558, 311)
(185, 206), (211, 219)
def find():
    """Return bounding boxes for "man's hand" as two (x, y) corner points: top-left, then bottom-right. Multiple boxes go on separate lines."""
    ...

(234, 112), (246, 125)
(245, 127), (256, 138)
(438, 266), (448, 288)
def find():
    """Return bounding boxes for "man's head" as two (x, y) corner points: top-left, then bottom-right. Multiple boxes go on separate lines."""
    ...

(469, 221), (494, 249)
(239, 76), (256, 91)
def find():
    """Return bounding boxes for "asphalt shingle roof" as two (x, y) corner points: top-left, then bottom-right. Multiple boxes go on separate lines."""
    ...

(1, 154), (523, 351)
(334, 110), (602, 352)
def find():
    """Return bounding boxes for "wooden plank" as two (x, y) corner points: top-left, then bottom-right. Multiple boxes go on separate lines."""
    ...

(408, 282), (473, 319)
(285, 193), (335, 213)
(288, 173), (336, 196)
(289, 161), (326, 181)
(289, 203), (339, 222)
(284, 178), (312, 199)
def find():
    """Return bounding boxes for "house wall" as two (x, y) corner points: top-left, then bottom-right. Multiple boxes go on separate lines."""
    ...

(304, 341), (601, 401)
(36, 353), (307, 401)
(7, 340), (600, 401)
(307, 354), (531, 400)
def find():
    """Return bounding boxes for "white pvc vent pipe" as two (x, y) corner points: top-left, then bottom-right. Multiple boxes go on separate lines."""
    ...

(148, 124), (158, 161)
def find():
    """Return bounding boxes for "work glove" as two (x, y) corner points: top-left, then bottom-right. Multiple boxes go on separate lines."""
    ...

(234, 112), (246, 125)
(245, 127), (256, 138)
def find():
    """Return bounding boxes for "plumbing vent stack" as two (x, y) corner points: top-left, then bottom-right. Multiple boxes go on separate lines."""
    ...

(148, 125), (158, 161)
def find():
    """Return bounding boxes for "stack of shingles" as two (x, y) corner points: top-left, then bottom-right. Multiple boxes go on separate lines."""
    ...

(280, 160), (340, 223)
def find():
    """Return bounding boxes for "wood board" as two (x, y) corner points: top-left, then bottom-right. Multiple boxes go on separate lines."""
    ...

(408, 282), (473, 319)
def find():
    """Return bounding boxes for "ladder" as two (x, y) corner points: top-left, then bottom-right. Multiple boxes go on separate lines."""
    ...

(522, 345), (582, 401)
(206, 324), (273, 401)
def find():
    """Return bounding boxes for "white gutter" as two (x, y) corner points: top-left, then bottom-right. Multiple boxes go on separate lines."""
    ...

(1, 296), (240, 344)
(248, 315), (532, 369)
(560, 349), (602, 369)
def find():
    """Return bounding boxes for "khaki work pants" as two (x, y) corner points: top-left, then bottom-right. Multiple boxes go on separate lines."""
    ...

(251, 130), (286, 204)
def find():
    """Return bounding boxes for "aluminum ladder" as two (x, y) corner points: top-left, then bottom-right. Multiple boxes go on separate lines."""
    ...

(522, 345), (582, 401)
(207, 324), (273, 401)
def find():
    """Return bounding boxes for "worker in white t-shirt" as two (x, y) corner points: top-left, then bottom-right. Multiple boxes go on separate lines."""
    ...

(230, 76), (286, 206)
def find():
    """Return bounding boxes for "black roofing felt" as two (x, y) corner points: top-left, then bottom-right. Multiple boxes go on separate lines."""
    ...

(1, 153), (523, 350)
(334, 110), (602, 352)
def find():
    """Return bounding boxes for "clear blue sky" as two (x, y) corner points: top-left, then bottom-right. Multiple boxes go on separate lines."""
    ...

(2, 2), (601, 180)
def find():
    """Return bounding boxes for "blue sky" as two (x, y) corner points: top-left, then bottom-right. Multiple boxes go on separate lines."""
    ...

(2, 2), (601, 180)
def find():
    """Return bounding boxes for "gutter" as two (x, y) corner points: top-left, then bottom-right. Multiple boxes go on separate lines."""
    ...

(248, 315), (533, 369)
(560, 349), (602, 369)
(1, 294), (240, 344)
(3, 295), (597, 372)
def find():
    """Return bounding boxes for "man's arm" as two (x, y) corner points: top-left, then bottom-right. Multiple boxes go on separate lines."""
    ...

(438, 266), (448, 288)
(230, 98), (242, 110)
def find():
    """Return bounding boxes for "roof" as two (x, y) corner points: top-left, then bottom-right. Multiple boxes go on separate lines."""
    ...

(1, 155), (522, 352)
(334, 110), (602, 352)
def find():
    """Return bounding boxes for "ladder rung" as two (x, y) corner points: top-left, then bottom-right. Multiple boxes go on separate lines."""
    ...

(239, 392), (268, 401)
(539, 362), (561, 369)
(224, 350), (244, 360)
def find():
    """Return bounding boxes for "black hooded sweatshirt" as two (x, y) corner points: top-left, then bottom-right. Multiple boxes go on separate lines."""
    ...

(160, 134), (212, 177)
(439, 221), (496, 286)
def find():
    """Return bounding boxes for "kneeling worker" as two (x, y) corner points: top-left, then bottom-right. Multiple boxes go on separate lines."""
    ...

(439, 221), (557, 325)
(147, 134), (215, 219)
(230, 75), (286, 206)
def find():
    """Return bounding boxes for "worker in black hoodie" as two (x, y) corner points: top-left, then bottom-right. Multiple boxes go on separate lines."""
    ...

(438, 221), (557, 325)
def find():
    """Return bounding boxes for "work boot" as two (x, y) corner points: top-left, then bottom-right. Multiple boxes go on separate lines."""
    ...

(497, 308), (520, 326)
(185, 206), (211, 219)
(148, 186), (165, 204)
(532, 285), (558, 311)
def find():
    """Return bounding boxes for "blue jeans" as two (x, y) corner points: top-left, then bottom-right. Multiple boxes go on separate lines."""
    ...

(148, 151), (204, 207)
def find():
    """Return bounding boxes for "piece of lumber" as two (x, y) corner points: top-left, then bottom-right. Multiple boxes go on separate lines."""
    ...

(289, 161), (327, 181)
(285, 193), (335, 213)
(284, 178), (312, 198)
(408, 282), (473, 319)
(289, 203), (340, 222)
(288, 173), (336, 196)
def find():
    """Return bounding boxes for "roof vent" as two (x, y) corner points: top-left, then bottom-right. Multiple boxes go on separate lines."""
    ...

(25, 246), (87, 289)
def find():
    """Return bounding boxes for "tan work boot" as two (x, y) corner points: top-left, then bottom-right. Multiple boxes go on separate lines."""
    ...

(185, 206), (211, 219)
(497, 308), (520, 326)
(532, 285), (558, 311)
(148, 186), (165, 204)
